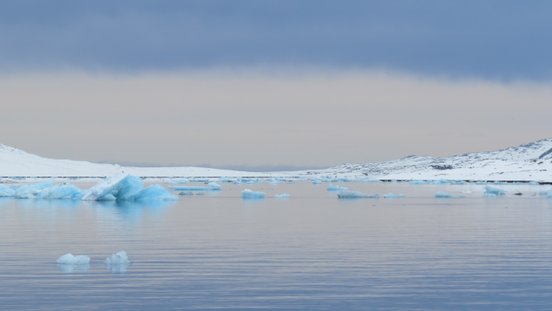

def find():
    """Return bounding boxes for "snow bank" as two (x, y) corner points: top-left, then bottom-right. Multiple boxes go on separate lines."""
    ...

(337, 191), (379, 199)
(242, 189), (266, 200)
(56, 253), (91, 265)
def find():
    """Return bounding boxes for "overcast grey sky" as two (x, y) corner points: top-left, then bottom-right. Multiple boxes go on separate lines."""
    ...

(1, 72), (551, 167)
(1, 1), (552, 168)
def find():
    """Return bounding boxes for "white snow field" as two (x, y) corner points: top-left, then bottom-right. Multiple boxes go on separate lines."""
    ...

(1, 138), (552, 182)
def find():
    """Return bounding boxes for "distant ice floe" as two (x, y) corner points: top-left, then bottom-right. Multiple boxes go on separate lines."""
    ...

(242, 189), (266, 200)
(435, 192), (463, 199)
(274, 193), (290, 199)
(327, 184), (349, 192)
(337, 191), (379, 199)
(383, 193), (404, 199)
(484, 186), (506, 197)
(174, 182), (221, 193)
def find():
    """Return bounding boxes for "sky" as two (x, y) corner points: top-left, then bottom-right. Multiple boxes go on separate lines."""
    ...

(1, 0), (552, 169)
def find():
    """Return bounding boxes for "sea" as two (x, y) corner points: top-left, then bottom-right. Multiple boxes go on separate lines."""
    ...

(1, 181), (552, 310)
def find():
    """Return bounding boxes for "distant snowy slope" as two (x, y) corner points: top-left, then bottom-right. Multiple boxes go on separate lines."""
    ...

(0, 144), (263, 178)
(0, 144), (123, 177)
(305, 138), (552, 182)
(1, 139), (552, 181)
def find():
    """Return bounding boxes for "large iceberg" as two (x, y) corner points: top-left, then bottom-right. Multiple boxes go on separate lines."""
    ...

(83, 175), (176, 202)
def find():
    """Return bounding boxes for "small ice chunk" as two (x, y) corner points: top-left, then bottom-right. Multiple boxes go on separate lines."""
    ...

(242, 189), (265, 200)
(311, 179), (322, 185)
(208, 182), (222, 190)
(337, 191), (379, 199)
(105, 250), (130, 265)
(274, 193), (290, 199)
(484, 186), (506, 197)
(435, 192), (463, 199)
(383, 193), (404, 199)
(327, 184), (348, 192)
(56, 253), (91, 265)
(170, 178), (190, 184)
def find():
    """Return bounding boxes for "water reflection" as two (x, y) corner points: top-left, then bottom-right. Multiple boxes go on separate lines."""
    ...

(57, 263), (90, 274)
(91, 199), (173, 225)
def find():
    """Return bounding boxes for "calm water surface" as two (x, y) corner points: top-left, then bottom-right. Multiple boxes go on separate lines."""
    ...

(1, 182), (552, 310)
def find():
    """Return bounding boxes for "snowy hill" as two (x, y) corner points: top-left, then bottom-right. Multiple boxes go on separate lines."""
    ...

(1, 139), (552, 182)
(0, 144), (263, 178)
(306, 138), (552, 182)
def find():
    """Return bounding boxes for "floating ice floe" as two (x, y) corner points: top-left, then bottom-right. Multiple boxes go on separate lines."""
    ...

(174, 182), (221, 192)
(169, 178), (190, 184)
(484, 186), (506, 197)
(83, 175), (176, 202)
(274, 193), (290, 199)
(311, 179), (322, 185)
(337, 191), (379, 199)
(435, 192), (463, 199)
(242, 189), (266, 200)
(56, 253), (91, 265)
(0, 182), (84, 200)
(383, 193), (404, 199)
(327, 184), (349, 192)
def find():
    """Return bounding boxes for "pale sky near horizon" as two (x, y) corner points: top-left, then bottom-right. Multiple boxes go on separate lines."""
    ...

(1, 1), (552, 168)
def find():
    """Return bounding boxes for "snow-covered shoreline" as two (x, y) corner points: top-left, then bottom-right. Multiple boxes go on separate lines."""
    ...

(1, 138), (552, 183)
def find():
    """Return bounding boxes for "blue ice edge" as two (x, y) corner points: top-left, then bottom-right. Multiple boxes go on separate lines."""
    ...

(0, 175), (177, 202)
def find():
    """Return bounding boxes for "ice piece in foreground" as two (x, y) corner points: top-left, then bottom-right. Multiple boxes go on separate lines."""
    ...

(242, 189), (266, 200)
(484, 186), (506, 197)
(56, 253), (91, 265)
(337, 191), (379, 199)
(105, 250), (130, 265)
